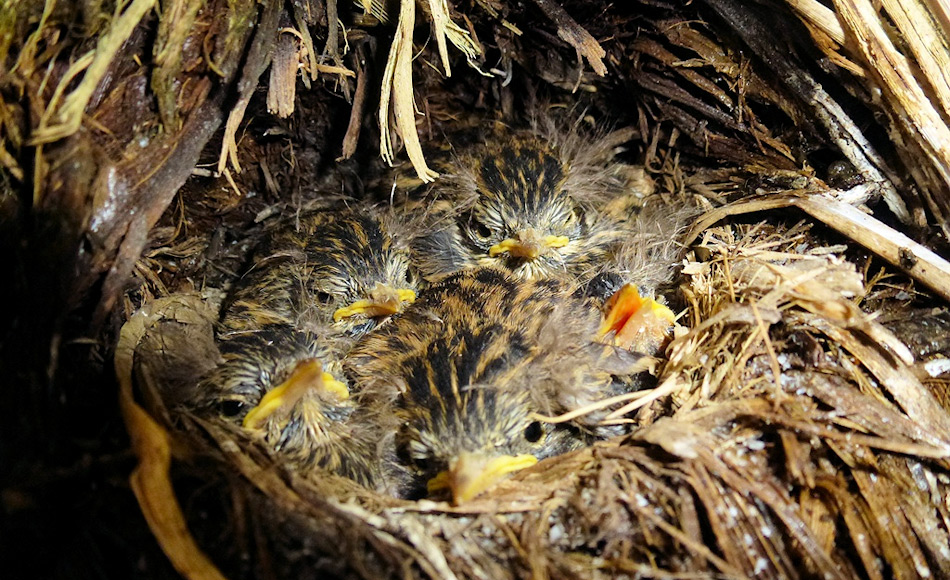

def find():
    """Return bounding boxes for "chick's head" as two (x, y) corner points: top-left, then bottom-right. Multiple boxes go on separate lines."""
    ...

(196, 329), (344, 425)
(396, 358), (585, 504)
(196, 328), (386, 486)
(229, 207), (419, 337)
(348, 268), (615, 503)
(416, 136), (622, 282)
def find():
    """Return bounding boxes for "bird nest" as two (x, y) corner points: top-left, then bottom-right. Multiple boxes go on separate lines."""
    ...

(119, 218), (950, 579)
(5, 1), (950, 579)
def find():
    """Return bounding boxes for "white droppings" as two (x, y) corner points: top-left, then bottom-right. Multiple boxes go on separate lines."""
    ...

(925, 358), (950, 377)
(909, 462), (929, 491)
(89, 166), (122, 234)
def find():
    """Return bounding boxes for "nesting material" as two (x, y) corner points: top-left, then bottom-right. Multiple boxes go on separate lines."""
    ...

(119, 214), (950, 579)
(686, 191), (950, 303)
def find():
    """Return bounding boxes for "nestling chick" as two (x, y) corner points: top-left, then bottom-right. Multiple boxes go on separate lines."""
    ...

(202, 328), (388, 487)
(586, 199), (698, 355)
(409, 125), (647, 283)
(220, 205), (418, 339)
(194, 204), (417, 489)
(347, 267), (649, 503)
(408, 122), (694, 355)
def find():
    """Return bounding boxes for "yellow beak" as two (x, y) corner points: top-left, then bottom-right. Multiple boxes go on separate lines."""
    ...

(488, 230), (569, 260)
(242, 359), (349, 430)
(427, 452), (538, 504)
(333, 284), (416, 322)
(598, 283), (676, 353)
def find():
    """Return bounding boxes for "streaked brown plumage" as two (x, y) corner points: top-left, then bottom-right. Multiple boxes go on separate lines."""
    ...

(408, 124), (650, 284)
(220, 205), (418, 339)
(405, 123), (694, 358)
(194, 204), (417, 490)
(347, 267), (648, 503)
(206, 328), (388, 487)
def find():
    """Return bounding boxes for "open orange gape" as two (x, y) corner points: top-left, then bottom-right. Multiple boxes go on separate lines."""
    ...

(598, 283), (677, 355)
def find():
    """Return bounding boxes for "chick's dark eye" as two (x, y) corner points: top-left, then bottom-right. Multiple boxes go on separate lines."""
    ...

(315, 291), (334, 304)
(473, 220), (492, 240)
(411, 455), (432, 472)
(219, 399), (245, 418)
(524, 421), (544, 443)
